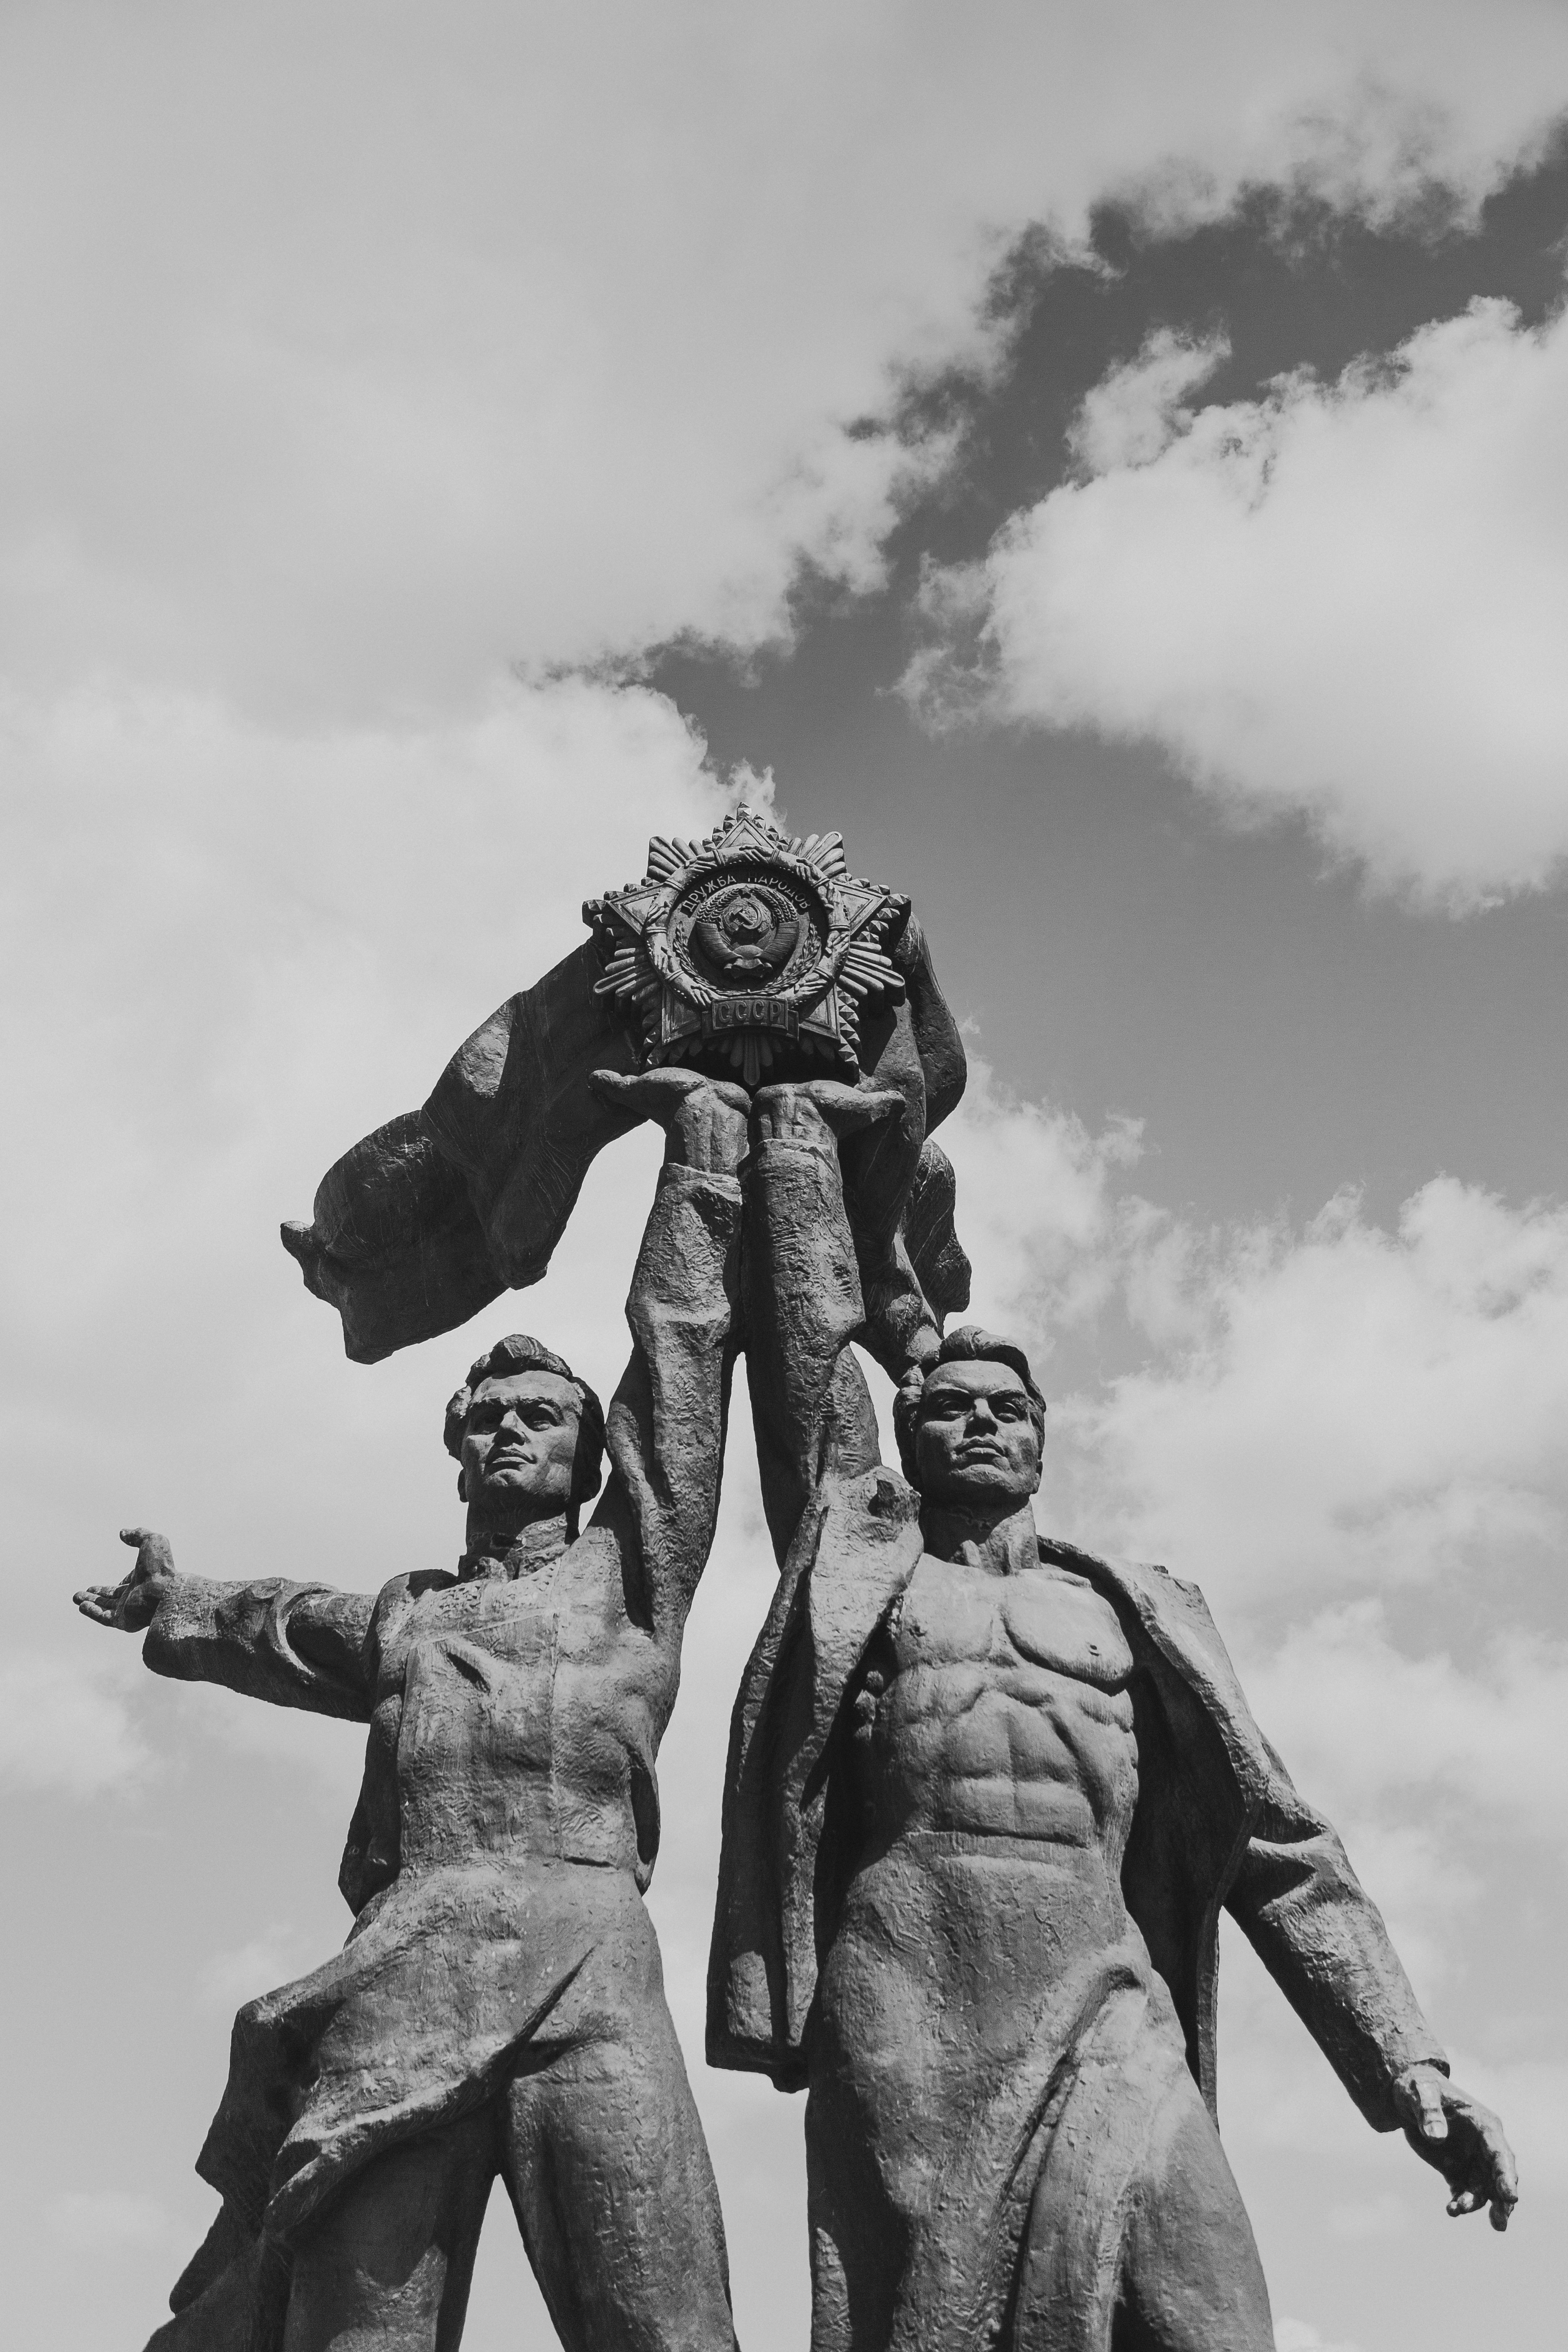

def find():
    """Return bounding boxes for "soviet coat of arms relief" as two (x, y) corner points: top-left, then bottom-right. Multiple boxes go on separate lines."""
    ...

(585, 806), (911, 1088)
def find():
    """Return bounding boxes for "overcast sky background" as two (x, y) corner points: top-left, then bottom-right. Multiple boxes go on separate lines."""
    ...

(3, 8), (1567, 2350)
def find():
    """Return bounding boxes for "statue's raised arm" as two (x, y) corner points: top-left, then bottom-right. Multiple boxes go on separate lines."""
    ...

(583, 1064), (750, 1651)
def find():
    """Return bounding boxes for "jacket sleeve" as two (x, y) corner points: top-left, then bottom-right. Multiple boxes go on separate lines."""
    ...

(1225, 1740), (1449, 2131)
(593, 1159), (743, 1649)
(707, 1468), (923, 2083)
(742, 1131), (883, 1566)
(143, 1578), (374, 1721)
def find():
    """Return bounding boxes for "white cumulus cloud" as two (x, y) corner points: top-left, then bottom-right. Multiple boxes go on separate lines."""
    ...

(0, 674), (750, 1679)
(910, 296), (1568, 906)
(1076, 1174), (1568, 1601)
(1068, 328), (1234, 473)
(1246, 1603), (1568, 1847)
(924, 1067), (1568, 1605)
(0, 1654), (151, 1797)
(938, 1054), (1148, 1354)
(3, 5), (1567, 715)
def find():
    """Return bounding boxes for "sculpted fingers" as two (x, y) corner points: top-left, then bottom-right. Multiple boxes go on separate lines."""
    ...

(1455, 2096), (1519, 2230)
(588, 1066), (683, 1121)
(72, 1584), (121, 1627)
(78, 1529), (177, 1630)
(1490, 2138), (1521, 2229)
(120, 1528), (175, 1577)
(590, 1066), (748, 1120)
(751, 1080), (905, 1147)
(1399, 2072), (1520, 2229)
(809, 1082), (906, 1140)
(590, 1065), (749, 1174)
(74, 1573), (152, 1632)
(1395, 2068), (1453, 2178)
(1394, 2065), (1446, 2142)
(689, 1076), (753, 1119)
(1411, 2072), (1449, 2144)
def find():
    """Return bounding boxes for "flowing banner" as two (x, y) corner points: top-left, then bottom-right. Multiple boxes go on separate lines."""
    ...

(281, 809), (972, 1365)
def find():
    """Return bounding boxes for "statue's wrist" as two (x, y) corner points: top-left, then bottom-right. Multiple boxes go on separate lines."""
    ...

(750, 1129), (837, 1168)
(1396, 2059), (1451, 2090)
(127, 1570), (178, 1626)
(663, 1120), (748, 1178)
(751, 1096), (833, 1152)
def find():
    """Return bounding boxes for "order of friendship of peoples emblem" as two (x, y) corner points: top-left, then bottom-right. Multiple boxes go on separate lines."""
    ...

(584, 806), (910, 1087)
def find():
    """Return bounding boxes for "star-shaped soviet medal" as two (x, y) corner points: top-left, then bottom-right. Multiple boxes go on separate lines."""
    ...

(583, 807), (910, 1087)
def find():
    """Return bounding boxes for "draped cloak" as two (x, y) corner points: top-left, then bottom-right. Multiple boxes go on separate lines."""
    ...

(281, 920), (970, 1367)
(706, 1468), (1449, 2348)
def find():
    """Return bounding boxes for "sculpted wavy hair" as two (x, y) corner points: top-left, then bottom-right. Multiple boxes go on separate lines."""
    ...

(891, 1323), (1047, 1483)
(443, 1334), (607, 1532)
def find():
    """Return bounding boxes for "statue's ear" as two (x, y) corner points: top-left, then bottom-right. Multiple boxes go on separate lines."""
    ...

(456, 1468), (468, 1502)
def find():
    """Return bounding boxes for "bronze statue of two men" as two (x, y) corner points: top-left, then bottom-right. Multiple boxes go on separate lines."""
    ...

(77, 814), (1517, 2352)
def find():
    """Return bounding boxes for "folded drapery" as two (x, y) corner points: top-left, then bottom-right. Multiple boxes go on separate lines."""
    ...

(281, 917), (970, 1365)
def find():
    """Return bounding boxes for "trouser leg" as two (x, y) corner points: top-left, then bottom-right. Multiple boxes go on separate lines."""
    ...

(281, 2106), (496, 2352)
(1110, 2074), (1274, 2352)
(803, 2068), (901, 2352)
(499, 1995), (736, 2352)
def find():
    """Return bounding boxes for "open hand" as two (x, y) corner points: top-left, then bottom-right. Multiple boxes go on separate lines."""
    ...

(751, 1079), (905, 1150)
(73, 1528), (178, 1633)
(1394, 2066), (1519, 2230)
(589, 1066), (751, 1174)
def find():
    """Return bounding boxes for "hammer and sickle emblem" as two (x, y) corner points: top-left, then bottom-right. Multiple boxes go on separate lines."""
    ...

(693, 891), (802, 983)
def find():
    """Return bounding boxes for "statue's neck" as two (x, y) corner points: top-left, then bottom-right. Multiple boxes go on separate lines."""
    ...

(459, 1510), (570, 1581)
(919, 1497), (1038, 1579)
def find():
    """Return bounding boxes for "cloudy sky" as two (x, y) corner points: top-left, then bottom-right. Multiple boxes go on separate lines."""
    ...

(3, 7), (1566, 2348)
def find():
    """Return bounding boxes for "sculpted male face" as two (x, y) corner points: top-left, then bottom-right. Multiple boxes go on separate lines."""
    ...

(911, 1361), (1042, 1510)
(461, 1370), (582, 1517)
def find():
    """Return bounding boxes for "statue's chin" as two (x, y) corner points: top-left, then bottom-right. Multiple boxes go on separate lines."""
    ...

(933, 1472), (1032, 1508)
(477, 1470), (552, 1505)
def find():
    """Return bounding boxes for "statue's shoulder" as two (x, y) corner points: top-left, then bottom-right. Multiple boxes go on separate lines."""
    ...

(834, 1465), (920, 1527)
(811, 1469), (923, 1584)
(804, 1470), (924, 1650)
(373, 1566), (458, 1616)
(1037, 1534), (1210, 1615)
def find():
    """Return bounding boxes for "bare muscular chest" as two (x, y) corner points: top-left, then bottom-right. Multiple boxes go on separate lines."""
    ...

(851, 1558), (1139, 1851)
(891, 1558), (1136, 1688)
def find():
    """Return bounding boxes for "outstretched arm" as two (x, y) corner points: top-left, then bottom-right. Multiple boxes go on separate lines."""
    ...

(743, 1081), (902, 1566)
(1227, 1751), (1518, 2229)
(585, 1067), (749, 1649)
(74, 1529), (372, 1721)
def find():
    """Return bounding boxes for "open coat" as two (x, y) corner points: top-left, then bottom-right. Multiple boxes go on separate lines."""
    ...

(706, 1465), (1447, 2132)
